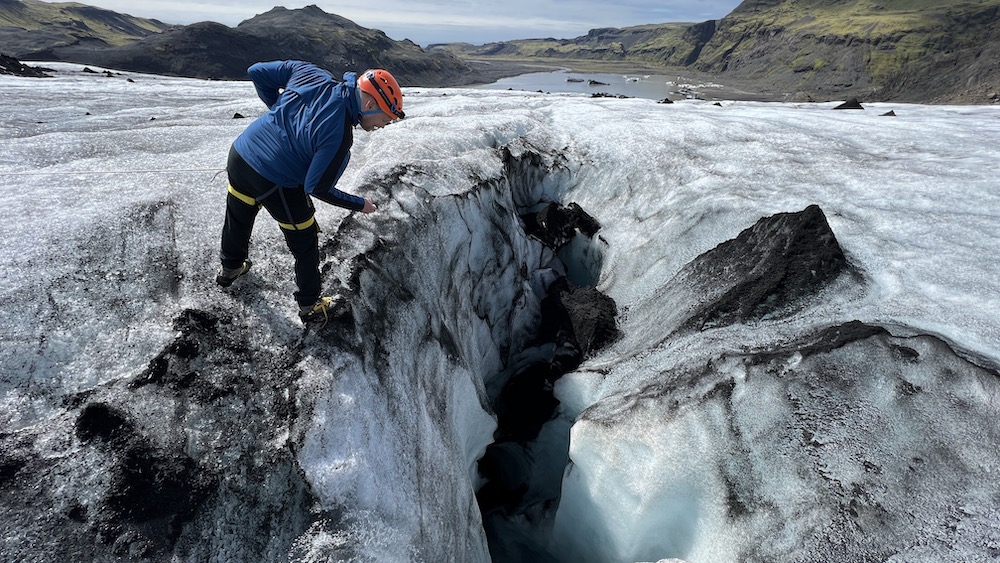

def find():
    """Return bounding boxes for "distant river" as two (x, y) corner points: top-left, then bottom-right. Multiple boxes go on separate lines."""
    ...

(468, 69), (710, 101)
(467, 68), (768, 102)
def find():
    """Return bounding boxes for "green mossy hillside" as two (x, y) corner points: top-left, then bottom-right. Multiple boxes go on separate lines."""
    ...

(0, 0), (173, 50)
(435, 0), (1000, 102)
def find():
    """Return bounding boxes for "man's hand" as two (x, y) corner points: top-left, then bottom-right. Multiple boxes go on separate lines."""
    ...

(361, 198), (377, 213)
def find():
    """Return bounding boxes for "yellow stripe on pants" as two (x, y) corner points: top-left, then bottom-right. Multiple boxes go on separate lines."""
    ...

(275, 216), (316, 231)
(228, 184), (258, 206)
(228, 184), (316, 231)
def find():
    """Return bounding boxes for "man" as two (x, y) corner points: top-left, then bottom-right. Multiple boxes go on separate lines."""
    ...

(216, 60), (404, 325)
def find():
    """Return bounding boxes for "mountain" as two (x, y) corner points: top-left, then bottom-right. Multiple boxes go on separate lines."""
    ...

(0, 2), (514, 86)
(694, 0), (1000, 102)
(433, 22), (711, 68)
(0, 0), (174, 53)
(435, 0), (1000, 103)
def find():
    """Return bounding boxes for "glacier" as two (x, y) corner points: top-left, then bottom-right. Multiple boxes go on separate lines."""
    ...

(1, 63), (999, 562)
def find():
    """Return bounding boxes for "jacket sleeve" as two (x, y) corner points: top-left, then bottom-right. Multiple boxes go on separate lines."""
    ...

(247, 61), (298, 109)
(306, 145), (364, 211)
(311, 184), (366, 211)
(304, 109), (365, 211)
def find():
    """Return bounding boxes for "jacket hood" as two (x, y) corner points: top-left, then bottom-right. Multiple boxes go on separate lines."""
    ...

(342, 71), (362, 125)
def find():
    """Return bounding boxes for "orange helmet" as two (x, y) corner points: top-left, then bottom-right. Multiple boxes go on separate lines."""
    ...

(359, 69), (404, 119)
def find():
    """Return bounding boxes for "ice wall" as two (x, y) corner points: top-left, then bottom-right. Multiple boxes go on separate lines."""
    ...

(293, 148), (582, 561)
(548, 208), (1000, 562)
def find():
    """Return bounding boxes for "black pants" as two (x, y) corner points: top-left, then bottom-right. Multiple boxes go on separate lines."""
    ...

(220, 146), (320, 307)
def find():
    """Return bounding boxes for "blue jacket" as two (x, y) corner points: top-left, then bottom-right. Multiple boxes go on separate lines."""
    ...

(233, 60), (365, 211)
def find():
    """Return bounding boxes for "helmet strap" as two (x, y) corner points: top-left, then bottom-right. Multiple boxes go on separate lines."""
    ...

(359, 91), (389, 117)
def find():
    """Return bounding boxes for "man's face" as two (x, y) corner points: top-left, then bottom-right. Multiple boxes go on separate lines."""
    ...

(360, 110), (394, 131)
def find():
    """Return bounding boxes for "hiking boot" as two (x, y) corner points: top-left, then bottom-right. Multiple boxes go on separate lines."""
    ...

(216, 260), (252, 287)
(298, 295), (346, 327)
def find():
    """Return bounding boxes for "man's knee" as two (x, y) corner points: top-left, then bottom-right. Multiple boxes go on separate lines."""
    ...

(282, 225), (319, 255)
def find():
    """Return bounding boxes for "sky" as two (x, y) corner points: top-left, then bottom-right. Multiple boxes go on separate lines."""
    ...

(48, 0), (746, 45)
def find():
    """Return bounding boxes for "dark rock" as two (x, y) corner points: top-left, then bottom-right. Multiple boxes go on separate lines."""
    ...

(881, 110), (897, 116)
(658, 97), (673, 104)
(834, 98), (865, 110)
(487, 277), (620, 446)
(894, 345), (920, 362)
(538, 278), (619, 369)
(0, 53), (51, 77)
(681, 205), (848, 331)
(521, 202), (601, 249)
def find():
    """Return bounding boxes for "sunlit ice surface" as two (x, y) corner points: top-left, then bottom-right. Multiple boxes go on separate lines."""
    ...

(1, 63), (999, 562)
